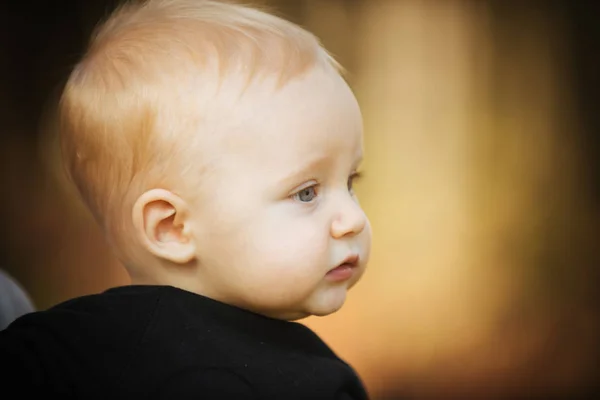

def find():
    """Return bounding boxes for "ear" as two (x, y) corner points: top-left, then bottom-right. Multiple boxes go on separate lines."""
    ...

(132, 189), (196, 264)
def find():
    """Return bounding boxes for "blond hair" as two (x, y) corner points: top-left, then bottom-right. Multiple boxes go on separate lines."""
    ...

(59, 0), (341, 264)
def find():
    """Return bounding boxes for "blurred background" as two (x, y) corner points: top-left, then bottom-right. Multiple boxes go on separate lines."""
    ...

(1, 0), (598, 398)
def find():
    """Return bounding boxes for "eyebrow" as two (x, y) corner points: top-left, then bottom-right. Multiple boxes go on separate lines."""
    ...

(277, 153), (363, 189)
(277, 156), (331, 189)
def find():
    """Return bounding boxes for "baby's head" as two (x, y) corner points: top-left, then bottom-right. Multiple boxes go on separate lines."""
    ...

(59, 0), (371, 320)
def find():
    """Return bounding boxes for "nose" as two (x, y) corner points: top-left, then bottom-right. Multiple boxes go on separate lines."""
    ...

(330, 196), (368, 239)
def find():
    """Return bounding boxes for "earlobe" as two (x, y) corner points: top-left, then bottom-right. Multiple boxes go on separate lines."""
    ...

(132, 189), (196, 264)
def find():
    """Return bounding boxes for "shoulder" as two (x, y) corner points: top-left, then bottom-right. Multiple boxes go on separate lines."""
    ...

(0, 285), (166, 391)
(3, 285), (164, 344)
(155, 367), (258, 399)
(287, 320), (344, 360)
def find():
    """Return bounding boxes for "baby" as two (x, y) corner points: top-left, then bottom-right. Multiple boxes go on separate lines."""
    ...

(0, 0), (372, 398)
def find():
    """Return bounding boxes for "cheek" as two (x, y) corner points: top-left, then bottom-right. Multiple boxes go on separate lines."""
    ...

(241, 210), (331, 275)
(255, 219), (328, 265)
(361, 220), (373, 257)
(199, 196), (332, 276)
(351, 221), (371, 272)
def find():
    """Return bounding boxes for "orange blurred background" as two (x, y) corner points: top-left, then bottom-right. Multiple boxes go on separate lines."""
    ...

(1, 1), (598, 398)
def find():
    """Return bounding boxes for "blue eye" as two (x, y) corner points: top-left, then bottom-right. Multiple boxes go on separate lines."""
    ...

(295, 186), (317, 202)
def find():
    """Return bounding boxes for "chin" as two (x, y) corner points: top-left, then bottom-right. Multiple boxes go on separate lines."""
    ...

(305, 290), (348, 317)
(260, 305), (314, 321)
(266, 287), (350, 320)
(309, 305), (344, 318)
(276, 305), (340, 321)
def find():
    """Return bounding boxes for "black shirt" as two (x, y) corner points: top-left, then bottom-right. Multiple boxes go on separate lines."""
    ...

(0, 285), (369, 399)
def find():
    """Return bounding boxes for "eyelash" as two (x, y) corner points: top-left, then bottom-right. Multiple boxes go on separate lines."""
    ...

(291, 171), (363, 203)
(348, 171), (362, 191)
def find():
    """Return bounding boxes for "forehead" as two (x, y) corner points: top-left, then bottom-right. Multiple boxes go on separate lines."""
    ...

(216, 68), (364, 168)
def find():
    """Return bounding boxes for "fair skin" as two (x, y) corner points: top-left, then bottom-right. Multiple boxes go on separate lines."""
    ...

(132, 66), (371, 321)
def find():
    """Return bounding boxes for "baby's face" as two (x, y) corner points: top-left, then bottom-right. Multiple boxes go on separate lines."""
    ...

(187, 68), (371, 320)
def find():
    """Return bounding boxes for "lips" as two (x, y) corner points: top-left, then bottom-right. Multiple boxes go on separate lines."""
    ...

(326, 254), (360, 281)
(338, 254), (359, 268)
